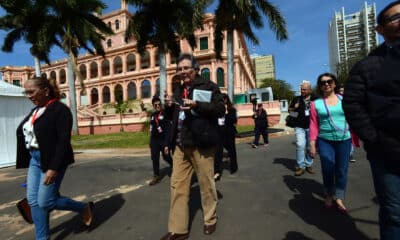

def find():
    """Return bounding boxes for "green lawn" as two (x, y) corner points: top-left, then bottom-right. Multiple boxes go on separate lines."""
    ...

(72, 125), (253, 149)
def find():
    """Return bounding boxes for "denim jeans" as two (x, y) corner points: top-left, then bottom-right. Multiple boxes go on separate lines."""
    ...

(295, 127), (313, 169)
(317, 138), (351, 200)
(369, 155), (400, 240)
(27, 150), (86, 240)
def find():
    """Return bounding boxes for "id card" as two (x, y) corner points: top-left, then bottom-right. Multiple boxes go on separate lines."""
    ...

(305, 110), (310, 116)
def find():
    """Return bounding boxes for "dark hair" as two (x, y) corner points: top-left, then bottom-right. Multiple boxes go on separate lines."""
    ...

(176, 53), (199, 70)
(222, 93), (234, 109)
(27, 76), (60, 100)
(377, 1), (400, 25)
(316, 72), (338, 95)
(152, 96), (161, 104)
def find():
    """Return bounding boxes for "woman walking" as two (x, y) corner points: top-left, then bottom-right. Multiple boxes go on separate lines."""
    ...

(16, 76), (94, 240)
(309, 73), (352, 213)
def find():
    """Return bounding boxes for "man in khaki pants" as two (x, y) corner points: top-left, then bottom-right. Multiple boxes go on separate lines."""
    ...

(161, 53), (225, 240)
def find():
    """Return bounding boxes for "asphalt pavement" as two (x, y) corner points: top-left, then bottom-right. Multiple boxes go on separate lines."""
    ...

(0, 134), (379, 240)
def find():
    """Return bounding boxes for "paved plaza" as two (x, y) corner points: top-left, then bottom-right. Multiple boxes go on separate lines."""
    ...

(0, 134), (379, 240)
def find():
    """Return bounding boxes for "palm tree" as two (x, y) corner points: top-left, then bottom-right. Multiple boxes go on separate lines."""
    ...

(213, 0), (288, 101)
(47, 0), (113, 135)
(0, 0), (57, 76)
(125, 0), (211, 101)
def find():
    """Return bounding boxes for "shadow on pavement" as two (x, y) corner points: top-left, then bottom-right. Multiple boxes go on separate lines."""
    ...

(283, 175), (370, 240)
(51, 193), (125, 240)
(283, 231), (313, 240)
(273, 157), (297, 171)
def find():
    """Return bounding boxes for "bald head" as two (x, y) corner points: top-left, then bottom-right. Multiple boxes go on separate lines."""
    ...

(300, 82), (312, 97)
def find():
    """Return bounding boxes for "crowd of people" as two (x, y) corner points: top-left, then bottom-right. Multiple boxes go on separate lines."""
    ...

(15, 1), (400, 239)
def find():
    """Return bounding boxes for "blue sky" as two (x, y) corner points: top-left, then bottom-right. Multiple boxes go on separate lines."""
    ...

(0, 0), (394, 89)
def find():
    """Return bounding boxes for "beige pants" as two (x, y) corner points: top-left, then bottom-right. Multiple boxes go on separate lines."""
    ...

(168, 146), (218, 234)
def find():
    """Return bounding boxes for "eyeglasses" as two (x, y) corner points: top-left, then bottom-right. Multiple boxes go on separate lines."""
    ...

(23, 88), (41, 96)
(319, 79), (334, 86)
(384, 13), (400, 24)
(176, 66), (193, 72)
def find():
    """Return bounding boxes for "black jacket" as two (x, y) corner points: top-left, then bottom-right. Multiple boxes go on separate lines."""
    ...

(288, 95), (317, 129)
(343, 43), (400, 156)
(253, 108), (268, 129)
(165, 75), (225, 148)
(149, 110), (170, 147)
(16, 101), (74, 172)
(218, 107), (238, 138)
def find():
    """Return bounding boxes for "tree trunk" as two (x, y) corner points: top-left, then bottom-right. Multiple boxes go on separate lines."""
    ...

(159, 49), (167, 103)
(67, 53), (79, 135)
(34, 57), (41, 77)
(119, 113), (124, 132)
(227, 30), (234, 101)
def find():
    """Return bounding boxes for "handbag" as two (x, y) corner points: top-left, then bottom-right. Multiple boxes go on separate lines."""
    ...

(285, 115), (297, 128)
(16, 198), (33, 224)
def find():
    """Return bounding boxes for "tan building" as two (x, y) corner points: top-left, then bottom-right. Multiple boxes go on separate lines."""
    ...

(252, 54), (275, 87)
(1, 1), (257, 134)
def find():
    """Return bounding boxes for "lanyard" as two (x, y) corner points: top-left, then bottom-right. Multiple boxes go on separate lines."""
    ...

(182, 88), (189, 98)
(155, 111), (162, 125)
(322, 95), (349, 134)
(31, 99), (57, 125)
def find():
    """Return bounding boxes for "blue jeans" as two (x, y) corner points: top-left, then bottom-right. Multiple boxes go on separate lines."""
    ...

(317, 138), (351, 200)
(295, 128), (313, 169)
(369, 155), (400, 240)
(27, 150), (86, 240)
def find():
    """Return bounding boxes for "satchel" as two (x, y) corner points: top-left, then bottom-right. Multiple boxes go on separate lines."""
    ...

(16, 198), (33, 224)
(285, 115), (297, 128)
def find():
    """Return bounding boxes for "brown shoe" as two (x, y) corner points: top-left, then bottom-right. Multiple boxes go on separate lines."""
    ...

(204, 222), (217, 235)
(295, 168), (305, 176)
(306, 167), (315, 174)
(160, 232), (189, 240)
(82, 202), (94, 227)
(149, 175), (162, 186)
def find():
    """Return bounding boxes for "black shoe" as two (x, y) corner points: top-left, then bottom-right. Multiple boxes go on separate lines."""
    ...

(149, 176), (162, 186)
(204, 222), (217, 235)
(214, 173), (221, 181)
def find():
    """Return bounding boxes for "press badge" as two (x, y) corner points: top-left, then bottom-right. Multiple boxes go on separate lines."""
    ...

(305, 110), (310, 116)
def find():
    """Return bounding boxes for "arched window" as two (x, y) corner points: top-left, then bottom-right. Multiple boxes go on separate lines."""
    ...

(101, 59), (110, 76)
(90, 88), (99, 105)
(41, 73), (47, 79)
(107, 21), (111, 28)
(59, 69), (66, 84)
(217, 68), (225, 87)
(127, 54), (136, 71)
(79, 64), (87, 80)
(90, 62), (98, 78)
(80, 89), (88, 106)
(140, 50), (150, 69)
(114, 84), (123, 103)
(169, 51), (177, 65)
(50, 71), (56, 81)
(113, 56), (122, 74)
(201, 68), (210, 81)
(155, 78), (160, 97)
(141, 79), (151, 98)
(102, 86), (111, 103)
(128, 82), (137, 100)
(107, 39), (112, 48)
(115, 19), (120, 30)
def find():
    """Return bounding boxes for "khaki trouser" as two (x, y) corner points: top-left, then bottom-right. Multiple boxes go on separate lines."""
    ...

(168, 146), (218, 234)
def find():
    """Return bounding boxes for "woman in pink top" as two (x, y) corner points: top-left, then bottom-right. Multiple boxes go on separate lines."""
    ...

(309, 73), (352, 214)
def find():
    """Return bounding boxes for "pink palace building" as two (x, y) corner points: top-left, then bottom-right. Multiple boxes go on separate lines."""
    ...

(1, 1), (281, 134)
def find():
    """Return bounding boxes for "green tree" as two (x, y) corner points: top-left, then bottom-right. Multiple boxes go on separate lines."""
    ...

(259, 78), (295, 102)
(105, 101), (130, 132)
(213, 0), (288, 101)
(125, 0), (211, 100)
(48, 0), (113, 135)
(0, 0), (56, 76)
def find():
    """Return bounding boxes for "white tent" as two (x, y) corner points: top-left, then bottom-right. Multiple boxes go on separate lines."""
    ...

(0, 81), (33, 168)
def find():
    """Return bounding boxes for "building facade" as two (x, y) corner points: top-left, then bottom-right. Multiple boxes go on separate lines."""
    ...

(1, 1), (255, 111)
(328, 2), (378, 74)
(252, 54), (275, 87)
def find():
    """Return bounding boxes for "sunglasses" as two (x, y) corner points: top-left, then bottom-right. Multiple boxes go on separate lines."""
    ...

(384, 13), (400, 24)
(319, 79), (334, 86)
(176, 66), (193, 72)
(153, 103), (161, 107)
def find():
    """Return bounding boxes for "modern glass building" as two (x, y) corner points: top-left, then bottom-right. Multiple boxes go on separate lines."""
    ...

(328, 2), (379, 74)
